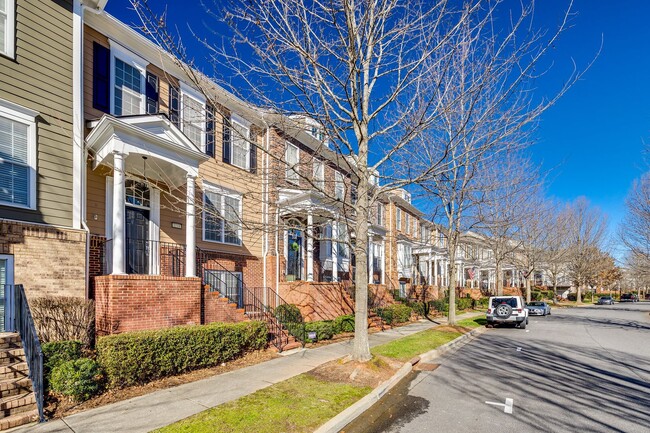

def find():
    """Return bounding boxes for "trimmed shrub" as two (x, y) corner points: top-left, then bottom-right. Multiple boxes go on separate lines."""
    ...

(42, 340), (83, 390)
(30, 296), (94, 346)
(407, 302), (426, 318)
(456, 298), (473, 311)
(97, 321), (268, 388)
(274, 304), (303, 323)
(304, 321), (335, 342)
(429, 299), (449, 314)
(332, 315), (355, 334)
(376, 304), (412, 325)
(50, 358), (102, 402)
(475, 297), (490, 309)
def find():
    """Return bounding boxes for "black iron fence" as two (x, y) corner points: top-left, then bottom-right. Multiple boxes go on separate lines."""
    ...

(3, 284), (44, 422)
(90, 235), (185, 277)
(196, 248), (305, 350)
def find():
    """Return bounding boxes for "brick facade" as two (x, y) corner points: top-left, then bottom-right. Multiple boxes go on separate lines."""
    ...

(278, 281), (354, 321)
(0, 220), (86, 299)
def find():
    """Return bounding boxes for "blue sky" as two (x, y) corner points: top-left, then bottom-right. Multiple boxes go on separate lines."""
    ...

(105, 0), (649, 251)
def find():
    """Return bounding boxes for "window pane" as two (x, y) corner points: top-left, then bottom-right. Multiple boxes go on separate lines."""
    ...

(0, 116), (30, 207)
(204, 191), (224, 242)
(231, 123), (249, 169)
(223, 195), (241, 245)
(0, 15), (5, 54)
(182, 95), (204, 147)
(114, 59), (141, 116)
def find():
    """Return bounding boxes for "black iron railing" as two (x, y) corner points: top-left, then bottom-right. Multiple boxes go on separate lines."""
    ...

(90, 235), (186, 277)
(196, 248), (305, 350)
(4, 285), (44, 422)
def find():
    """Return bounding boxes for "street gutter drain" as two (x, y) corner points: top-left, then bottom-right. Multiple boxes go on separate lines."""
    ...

(414, 363), (440, 371)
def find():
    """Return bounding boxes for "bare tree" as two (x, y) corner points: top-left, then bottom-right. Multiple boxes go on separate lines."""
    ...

(543, 203), (573, 303)
(413, 0), (586, 324)
(620, 173), (650, 275)
(565, 197), (608, 303)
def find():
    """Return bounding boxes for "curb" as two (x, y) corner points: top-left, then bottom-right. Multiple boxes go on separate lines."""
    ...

(314, 326), (487, 433)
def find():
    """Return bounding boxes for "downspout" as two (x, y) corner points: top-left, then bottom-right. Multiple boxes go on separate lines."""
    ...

(73, 1), (90, 298)
(262, 126), (269, 303)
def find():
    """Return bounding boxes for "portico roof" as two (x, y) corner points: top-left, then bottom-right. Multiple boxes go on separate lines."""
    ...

(86, 114), (209, 188)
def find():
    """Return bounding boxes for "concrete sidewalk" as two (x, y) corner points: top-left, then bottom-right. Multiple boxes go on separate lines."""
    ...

(19, 314), (480, 433)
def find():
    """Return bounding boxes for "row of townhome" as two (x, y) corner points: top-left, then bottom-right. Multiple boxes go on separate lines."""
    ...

(1, 1), (540, 339)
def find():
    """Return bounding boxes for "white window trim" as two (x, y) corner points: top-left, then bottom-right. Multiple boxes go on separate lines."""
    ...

(201, 182), (243, 246)
(334, 171), (344, 200)
(230, 117), (251, 170)
(109, 40), (147, 116)
(0, 0), (15, 59)
(285, 141), (299, 184)
(396, 208), (401, 231)
(0, 98), (38, 210)
(313, 159), (324, 190)
(0, 254), (14, 288)
(179, 83), (207, 152)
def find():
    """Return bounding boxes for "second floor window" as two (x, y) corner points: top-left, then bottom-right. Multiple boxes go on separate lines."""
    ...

(396, 208), (401, 230)
(203, 185), (242, 246)
(313, 160), (324, 190)
(114, 58), (142, 116)
(0, 0), (15, 58)
(285, 142), (299, 184)
(181, 94), (204, 148)
(406, 213), (410, 234)
(335, 171), (344, 200)
(377, 203), (383, 226)
(231, 120), (250, 170)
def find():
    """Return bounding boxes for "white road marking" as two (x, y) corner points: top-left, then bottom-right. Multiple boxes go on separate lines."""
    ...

(516, 347), (522, 352)
(525, 330), (530, 333)
(486, 398), (514, 414)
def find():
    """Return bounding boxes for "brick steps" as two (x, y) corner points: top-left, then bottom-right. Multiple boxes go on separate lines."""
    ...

(0, 334), (37, 431)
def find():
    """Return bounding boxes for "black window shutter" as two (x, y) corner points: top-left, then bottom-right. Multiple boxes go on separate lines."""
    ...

(169, 85), (180, 127)
(145, 72), (159, 114)
(92, 42), (110, 113)
(249, 140), (257, 174)
(205, 105), (215, 157)
(222, 115), (231, 164)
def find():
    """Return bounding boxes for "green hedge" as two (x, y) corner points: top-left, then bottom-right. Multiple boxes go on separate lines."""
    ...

(97, 321), (268, 388)
(376, 304), (412, 325)
(456, 298), (473, 311)
(304, 321), (335, 342)
(42, 340), (83, 390)
(407, 302), (426, 317)
(50, 358), (102, 402)
(333, 315), (355, 334)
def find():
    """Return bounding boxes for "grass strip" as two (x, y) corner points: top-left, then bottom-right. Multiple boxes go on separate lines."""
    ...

(152, 374), (371, 433)
(456, 316), (487, 328)
(371, 329), (462, 361)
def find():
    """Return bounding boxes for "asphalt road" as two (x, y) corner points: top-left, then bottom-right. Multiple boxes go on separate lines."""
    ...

(344, 303), (650, 433)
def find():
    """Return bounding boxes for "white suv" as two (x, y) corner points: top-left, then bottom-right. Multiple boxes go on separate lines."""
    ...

(486, 296), (529, 329)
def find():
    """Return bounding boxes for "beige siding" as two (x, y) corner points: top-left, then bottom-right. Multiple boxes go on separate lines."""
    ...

(0, 0), (74, 227)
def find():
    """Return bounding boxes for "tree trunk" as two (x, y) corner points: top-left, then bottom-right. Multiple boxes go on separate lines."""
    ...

(447, 235), (458, 325)
(495, 261), (503, 296)
(576, 283), (582, 304)
(525, 274), (532, 303)
(552, 278), (558, 305)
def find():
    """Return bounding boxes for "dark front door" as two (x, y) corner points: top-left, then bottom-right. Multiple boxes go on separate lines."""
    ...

(126, 207), (150, 274)
(286, 229), (303, 280)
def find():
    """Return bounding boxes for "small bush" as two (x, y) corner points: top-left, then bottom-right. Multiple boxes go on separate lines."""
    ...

(429, 299), (449, 314)
(274, 304), (303, 324)
(407, 302), (426, 317)
(30, 296), (94, 346)
(97, 321), (268, 388)
(456, 298), (473, 311)
(42, 340), (83, 390)
(376, 304), (412, 325)
(50, 358), (102, 402)
(475, 297), (490, 309)
(304, 321), (335, 342)
(332, 315), (355, 334)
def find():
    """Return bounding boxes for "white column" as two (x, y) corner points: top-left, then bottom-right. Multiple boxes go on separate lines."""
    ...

(368, 237), (374, 284)
(331, 220), (338, 282)
(185, 175), (196, 277)
(306, 211), (314, 282)
(433, 258), (438, 287)
(111, 151), (126, 275)
(381, 238), (386, 285)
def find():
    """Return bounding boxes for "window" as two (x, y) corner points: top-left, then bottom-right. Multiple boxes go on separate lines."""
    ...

(231, 120), (250, 170)
(114, 59), (142, 115)
(406, 213), (410, 234)
(125, 180), (150, 208)
(335, 171), (344, 200)
(313, 160), (324, 190)
(203, 184), (242, 246)
(397, 243), (412, 269)
(403, 190), (411, 203)
(0, 0), (15, 58)
(181, 83), (206, 150)
(285, 142), (299, 184)
(0, 99), (37, 209)
(396, 208), (401, 230)
(377, 203), (383, 226)
(337, 222), (349, 259)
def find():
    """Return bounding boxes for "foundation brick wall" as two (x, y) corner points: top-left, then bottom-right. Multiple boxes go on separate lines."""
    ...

(278, 281), (354, 321)
(203, 287), (249, 324)
(198, 251), (264, 289)
(94, 275), (202, 335)
(0, 220), (86, 298)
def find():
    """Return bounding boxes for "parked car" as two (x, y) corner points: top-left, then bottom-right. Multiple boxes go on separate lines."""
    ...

(486, 296), (529, 329)
(619, 293), (638, 303)
(526, 301), (551, 316)
(597, 296), (615, 305)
